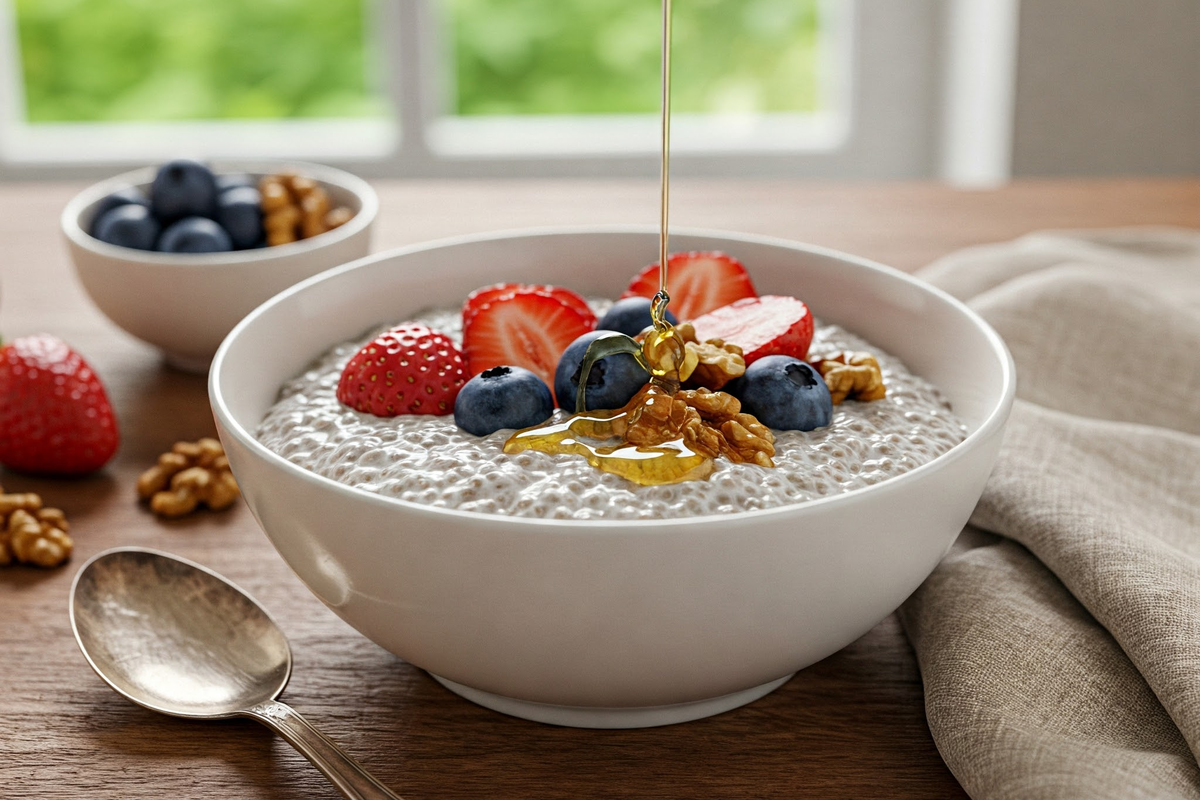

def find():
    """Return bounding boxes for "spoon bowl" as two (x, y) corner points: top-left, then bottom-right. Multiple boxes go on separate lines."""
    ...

(70, 547), (291, 719)
(70, 547), (402, 800)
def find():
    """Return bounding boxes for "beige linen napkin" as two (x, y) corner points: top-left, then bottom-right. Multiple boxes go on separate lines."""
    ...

(898, 228), (1200, 799)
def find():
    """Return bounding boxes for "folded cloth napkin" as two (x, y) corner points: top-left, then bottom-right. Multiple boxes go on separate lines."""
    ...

(898, 228), (1200, 799)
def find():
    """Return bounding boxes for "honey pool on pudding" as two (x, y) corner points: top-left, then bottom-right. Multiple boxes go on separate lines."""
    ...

(255, 292), (968, 521)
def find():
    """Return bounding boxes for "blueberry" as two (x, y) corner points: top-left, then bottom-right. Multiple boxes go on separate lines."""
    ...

(454, 366), (555, 436)
(157, 217), (233, 253)
(150, 159), (218, 222)
(88, 187), (149, 237)
(554, 330), (649, 411)
(92, 204), (160, 251)
(728, 355), (832, 431)
(216, 186), (263, 249)
(215, 173), (256, 194)
(596, 297), (678, 336)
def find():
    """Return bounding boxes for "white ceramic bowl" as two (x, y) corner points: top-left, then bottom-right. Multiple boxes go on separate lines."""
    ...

(62, 161), (377, 372)
(210, 227), (1014, 728)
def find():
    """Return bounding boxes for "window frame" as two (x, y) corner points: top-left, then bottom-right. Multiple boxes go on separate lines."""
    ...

(0, 0), (964, 182)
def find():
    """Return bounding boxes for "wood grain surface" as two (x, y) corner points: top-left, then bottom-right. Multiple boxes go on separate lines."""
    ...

(2, 178), (1198, 800)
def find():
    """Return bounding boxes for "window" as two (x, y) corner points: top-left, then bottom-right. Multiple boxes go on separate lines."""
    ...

(15, 0), (384, 123)
(0, 0), (394, 165)
(431, 0), (845, 158)
(0, 0), (960, 180)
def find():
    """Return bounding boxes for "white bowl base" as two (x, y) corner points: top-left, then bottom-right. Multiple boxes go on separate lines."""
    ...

(429, 672), (795, 729)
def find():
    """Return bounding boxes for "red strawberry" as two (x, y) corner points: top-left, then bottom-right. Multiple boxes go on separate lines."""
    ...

(337, 323), (466, 416)
(621, 252), (757, 320)
(463, 283), (594, 328)
(0, 334), (119, 474)
(690, 296), (814, 365)
(463, 291), (594, 386)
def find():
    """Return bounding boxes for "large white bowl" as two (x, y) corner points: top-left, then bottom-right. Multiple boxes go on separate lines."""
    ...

(210, 227), (1014, 728)
(63, 160), (377, 372)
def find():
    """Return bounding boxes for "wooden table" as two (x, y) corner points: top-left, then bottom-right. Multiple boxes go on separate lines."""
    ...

(3, 178), (1198, 799)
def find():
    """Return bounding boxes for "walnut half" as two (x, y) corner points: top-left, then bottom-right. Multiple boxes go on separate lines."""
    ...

(597, 385), (776, 468)
(674, 322), (746, 391)
(812, 351), (886, 405)
(138, 438), (241, 519)
(0, 492), (73, 568)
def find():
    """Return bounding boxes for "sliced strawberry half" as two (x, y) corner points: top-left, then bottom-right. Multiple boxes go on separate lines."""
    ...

(463, 291), (595, 386)
(690, 295), (814, 365)
(621, 251), (757, 320)
(463, 283), (594, 328)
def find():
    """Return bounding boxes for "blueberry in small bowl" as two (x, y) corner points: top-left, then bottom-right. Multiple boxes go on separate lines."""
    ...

(216, 186), (264, 250)
(215, 173), (257, 194)
(150, 158), (220, 222)
(88, 187), (150, 237)
(158, 217), (234, 254)
(554, 330), (649, 411)
(92, 204), (160, 251)
(455, 366), (555, 436)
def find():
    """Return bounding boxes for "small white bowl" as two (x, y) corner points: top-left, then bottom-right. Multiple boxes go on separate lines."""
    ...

(62, 160), (378, 372)
(210, 226), (1014, 729)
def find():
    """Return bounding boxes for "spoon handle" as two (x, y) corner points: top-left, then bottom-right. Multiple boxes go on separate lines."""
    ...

(243, 700), (403, 800)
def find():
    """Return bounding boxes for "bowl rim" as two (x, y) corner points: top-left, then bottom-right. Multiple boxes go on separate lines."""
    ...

(210, 224), (1016, 530)
(61, 159), (378, 267)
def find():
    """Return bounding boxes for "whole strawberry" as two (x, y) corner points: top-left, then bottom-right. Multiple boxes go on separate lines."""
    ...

(337, 323), (467, 416)
(0, 335), (120, 475)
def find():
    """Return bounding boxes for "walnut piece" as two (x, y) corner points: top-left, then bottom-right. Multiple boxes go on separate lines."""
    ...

(621, 385), (692, 447)
(0, 487), (73, 568)
(674, 322), (746, 390)
(678, 387), (741, 424)
(324, 206), (355, 231)
(138, 438), (240, 519)
(0, 492), (42, 516)
(813, 351), (887, 405)
(259, 172), (354, 246)
(719, 414), (777, 467)
(618, 385), (775, 467)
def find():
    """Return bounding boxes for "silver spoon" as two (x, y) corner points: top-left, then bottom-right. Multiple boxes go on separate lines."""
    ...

(70, 547), (403, 800)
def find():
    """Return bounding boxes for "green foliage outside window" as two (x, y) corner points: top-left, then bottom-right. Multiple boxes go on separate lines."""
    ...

(15, 0), (380, 122)
(14, 0), (822, 123)
(446, 0), (823, 116)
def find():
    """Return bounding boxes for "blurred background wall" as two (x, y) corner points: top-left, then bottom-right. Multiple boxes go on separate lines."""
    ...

(1012, 0), (1200, 177)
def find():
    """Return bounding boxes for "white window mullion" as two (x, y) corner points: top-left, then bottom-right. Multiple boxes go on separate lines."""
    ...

(380, 0), (430, 176)
(939, 0), (1020, 187)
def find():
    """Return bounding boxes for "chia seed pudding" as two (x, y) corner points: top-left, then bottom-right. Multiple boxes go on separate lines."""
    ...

(256, 302), (969, 520)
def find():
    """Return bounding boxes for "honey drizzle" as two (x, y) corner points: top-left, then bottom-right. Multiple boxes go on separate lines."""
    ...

(503, 0), (704, 486)
(504, 386), (714, 486)
(652, 0), (673, 332)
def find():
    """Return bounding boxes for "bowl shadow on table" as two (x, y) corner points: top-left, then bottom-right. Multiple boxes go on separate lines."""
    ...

(66, 617), (962, 800)
(297, 618), (965, 800)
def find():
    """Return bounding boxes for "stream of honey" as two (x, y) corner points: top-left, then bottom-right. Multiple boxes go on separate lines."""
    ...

(503, 0), (713, 485)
